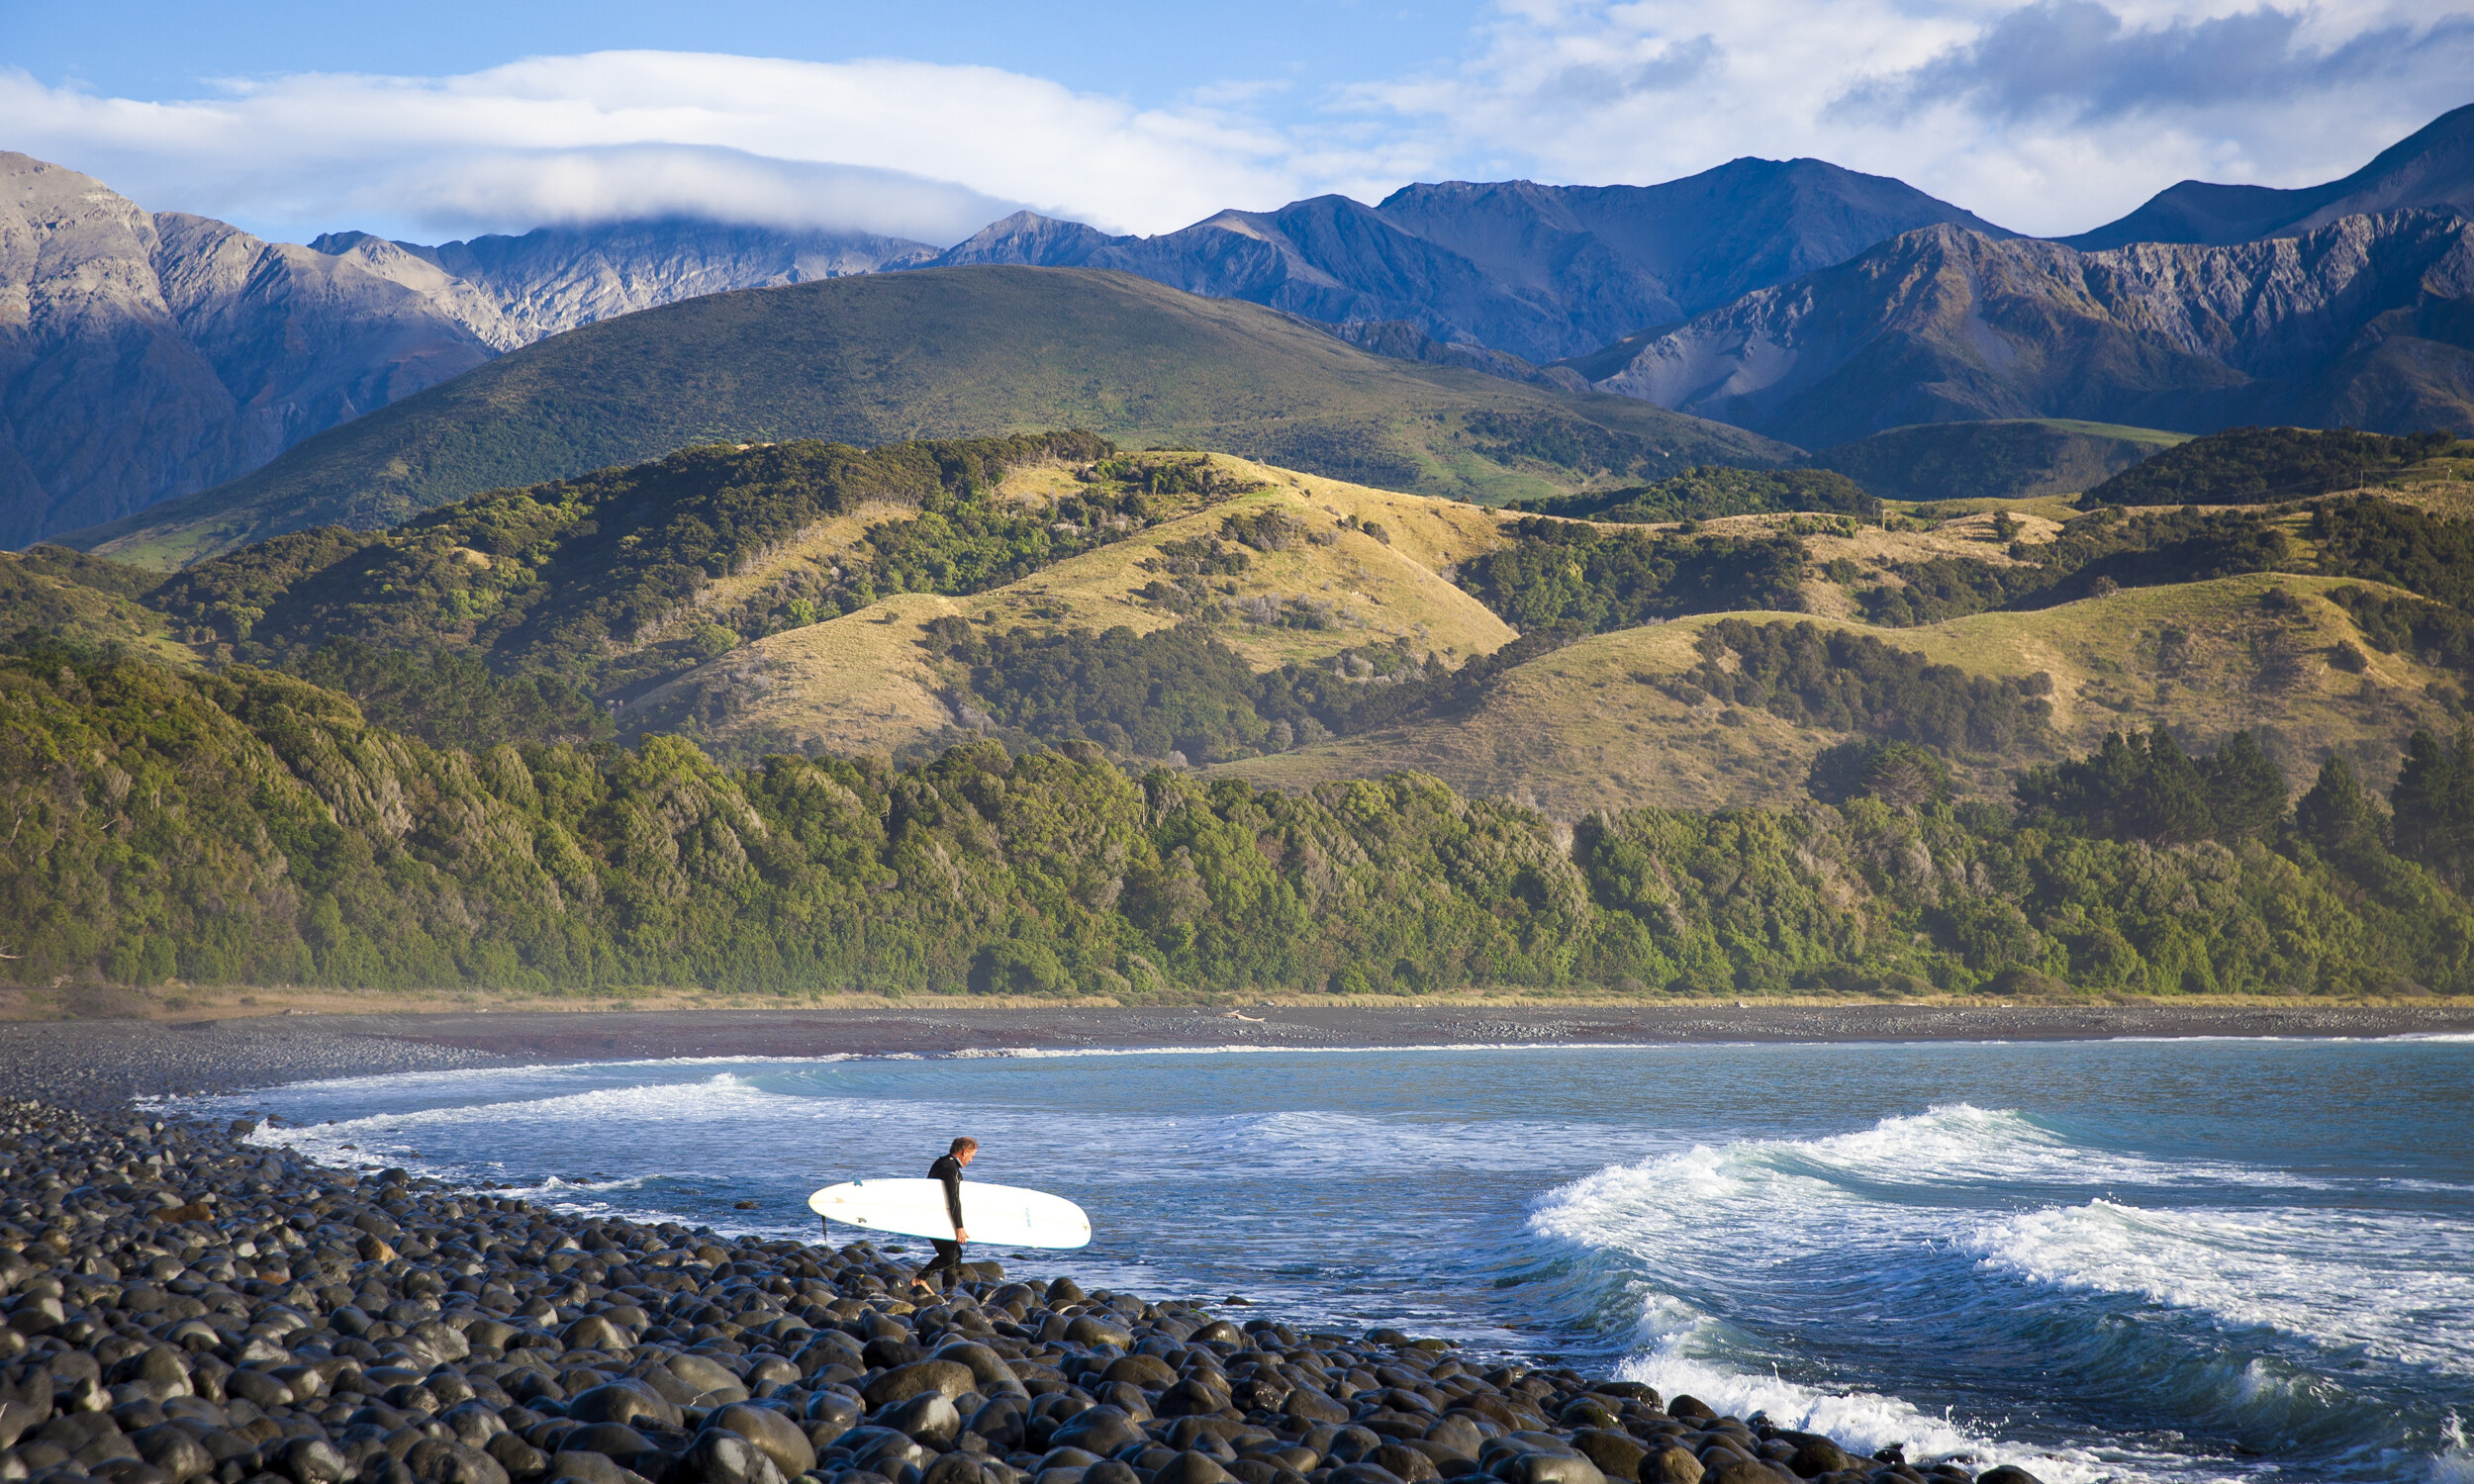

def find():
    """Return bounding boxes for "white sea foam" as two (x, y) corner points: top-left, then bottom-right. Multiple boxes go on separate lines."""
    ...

(1615, 1343), (2121, 1484)
(1530, 1103), (2474, 1482)
(1964, 1198), (2474, 1372)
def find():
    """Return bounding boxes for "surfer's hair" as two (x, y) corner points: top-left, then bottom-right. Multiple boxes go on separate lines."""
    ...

(950, 1137), (979, 1155)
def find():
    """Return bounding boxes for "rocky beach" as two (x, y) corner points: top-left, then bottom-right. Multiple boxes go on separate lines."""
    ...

(0, 1092), (2034, 1484)
(2, 1004), (2466, 1484)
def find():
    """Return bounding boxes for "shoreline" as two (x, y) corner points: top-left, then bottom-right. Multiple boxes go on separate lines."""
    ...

(0, 1097), (2051, 1484)
(7, 1014), (2454, 1484)
(3, 1002), (2469, 1106)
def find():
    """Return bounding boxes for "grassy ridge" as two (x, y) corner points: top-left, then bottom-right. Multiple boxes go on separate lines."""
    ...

(1220, 574), (2458, 818)
(61, 268), (1795, 567)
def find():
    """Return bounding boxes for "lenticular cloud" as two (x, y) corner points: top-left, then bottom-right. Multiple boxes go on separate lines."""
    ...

(0, 51), (1300, 243)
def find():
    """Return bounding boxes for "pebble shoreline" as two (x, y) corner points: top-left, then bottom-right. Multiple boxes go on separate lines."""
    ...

(0, 1096), (2053, 1484)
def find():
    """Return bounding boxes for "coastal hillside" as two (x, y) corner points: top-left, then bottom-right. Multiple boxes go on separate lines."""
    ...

(7, 622), (2473, 1000)
(1217, 572), (2453, 817)
(13, 426), (2474, 996)
(61, 268), (1793, 567)
(21, 429), (2474, 798)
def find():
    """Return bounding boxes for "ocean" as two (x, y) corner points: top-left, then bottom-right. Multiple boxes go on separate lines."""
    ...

(179, 1036), (2473, 1484)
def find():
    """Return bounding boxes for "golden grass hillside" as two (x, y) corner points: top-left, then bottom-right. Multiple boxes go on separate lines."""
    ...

(1215, 573), (2456, 818)
(630, 456), (1525, 757)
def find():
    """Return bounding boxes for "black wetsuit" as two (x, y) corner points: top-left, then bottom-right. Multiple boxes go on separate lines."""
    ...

(920, 1153), (967, 1291)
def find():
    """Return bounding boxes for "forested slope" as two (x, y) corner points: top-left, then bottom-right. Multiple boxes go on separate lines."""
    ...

(5, 631), (2472, 998)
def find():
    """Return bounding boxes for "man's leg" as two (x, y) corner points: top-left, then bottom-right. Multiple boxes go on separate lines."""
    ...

(917, 1238), (964, 1293)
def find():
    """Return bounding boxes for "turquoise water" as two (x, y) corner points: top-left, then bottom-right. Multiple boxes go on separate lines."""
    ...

(182, 1037), (2473, 1484)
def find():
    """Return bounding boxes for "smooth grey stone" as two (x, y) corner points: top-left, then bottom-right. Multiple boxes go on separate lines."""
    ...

(704, 1404), (818, 1476)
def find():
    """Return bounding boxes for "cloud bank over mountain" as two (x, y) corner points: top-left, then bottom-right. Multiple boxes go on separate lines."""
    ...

(4, 1), (2470, 243)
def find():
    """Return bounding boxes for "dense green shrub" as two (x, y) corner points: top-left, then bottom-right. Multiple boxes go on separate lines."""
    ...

(1858, 508), (2290, 625)
(288, 639), (613, 751)
(1458, 521), (1807, 636)
(2015, 727), (2286, 846)
(1679, 619), (2052, 756)
(921, 618), (1554, 764)
(2086, 426), (2457, 506)
(1508, 467), (1877, 522)
(2308, 498), (2474, 611)
(1806, 740), (1952, 806)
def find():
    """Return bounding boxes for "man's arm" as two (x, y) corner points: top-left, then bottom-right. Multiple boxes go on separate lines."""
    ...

(938, 1158), (968, 1241)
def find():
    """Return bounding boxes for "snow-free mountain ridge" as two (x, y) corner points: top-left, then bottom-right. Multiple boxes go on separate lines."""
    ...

(923, 159), (2009, 363)
(2063, 103), (2474, 250)
(1576, 212), (2474, 449)
(5, 104), (2473, 547)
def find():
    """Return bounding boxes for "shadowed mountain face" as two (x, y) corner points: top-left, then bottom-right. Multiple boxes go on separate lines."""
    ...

(2062, 103), (2474, 250)
(1575, 212), (2474, 448)
(925, 159), (2008, 363)
(0, 153), (497, 546)
(0, 152), (942, 546)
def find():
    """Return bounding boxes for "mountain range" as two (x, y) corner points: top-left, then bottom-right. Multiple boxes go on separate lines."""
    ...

(65, 266), (1791, 566)
(1570, 210), (2474, 451)
(7, 102), (2474, 550)
(925, 159), (2010, 363)
(0, 152), (935, 545)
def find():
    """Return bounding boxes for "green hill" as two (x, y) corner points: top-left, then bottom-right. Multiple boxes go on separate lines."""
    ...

(2087, 426), (2465, 506)
(58, 266), (1796, 568)
(23, 430), (2474, 999)
(1806, 418), (2188, 501)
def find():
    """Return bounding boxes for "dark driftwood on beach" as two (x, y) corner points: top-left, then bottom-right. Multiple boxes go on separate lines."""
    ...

(0, 1100), (2047, 1484)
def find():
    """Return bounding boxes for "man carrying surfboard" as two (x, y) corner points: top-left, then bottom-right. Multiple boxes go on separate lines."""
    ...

(912, 1136), (977, 1296)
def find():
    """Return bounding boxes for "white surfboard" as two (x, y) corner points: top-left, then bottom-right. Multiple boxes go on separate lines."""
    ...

(809, 1177), (1092, 1250)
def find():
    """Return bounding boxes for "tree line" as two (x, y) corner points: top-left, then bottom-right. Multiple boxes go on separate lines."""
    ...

(6, 630), (2469, 1000)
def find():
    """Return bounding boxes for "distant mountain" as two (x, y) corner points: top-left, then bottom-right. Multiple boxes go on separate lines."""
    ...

(61, 266), (1794, 566)
(922, 160), (2008, 363)
(310, 219), (938, 349)
(0, 152), (496, 545)
(2063, 103), (2474, 249)
(1571, 211), (2474, 448)
(0, 150), (943, 546)
(26, 105), (2469, 552)
(3, 149), (1990, 548)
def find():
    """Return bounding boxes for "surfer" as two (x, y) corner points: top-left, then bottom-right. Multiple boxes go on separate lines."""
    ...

(912, 1135), (977, 1295)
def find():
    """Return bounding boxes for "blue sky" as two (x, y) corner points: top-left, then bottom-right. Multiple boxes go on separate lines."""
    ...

(5, 0), (2469, 244)
(8, 0), (1485, 116)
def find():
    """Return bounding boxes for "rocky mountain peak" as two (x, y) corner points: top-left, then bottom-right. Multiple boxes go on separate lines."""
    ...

(2062, 101), (2474, 249)
(1579, 209), (2474, 447)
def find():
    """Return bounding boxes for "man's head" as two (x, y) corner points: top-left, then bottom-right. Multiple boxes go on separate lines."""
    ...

(951, 1136), (978, 1165)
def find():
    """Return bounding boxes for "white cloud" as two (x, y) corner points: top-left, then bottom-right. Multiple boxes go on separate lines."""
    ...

(1, 6), (2466, 249)
(0, 51), (1319, 244)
